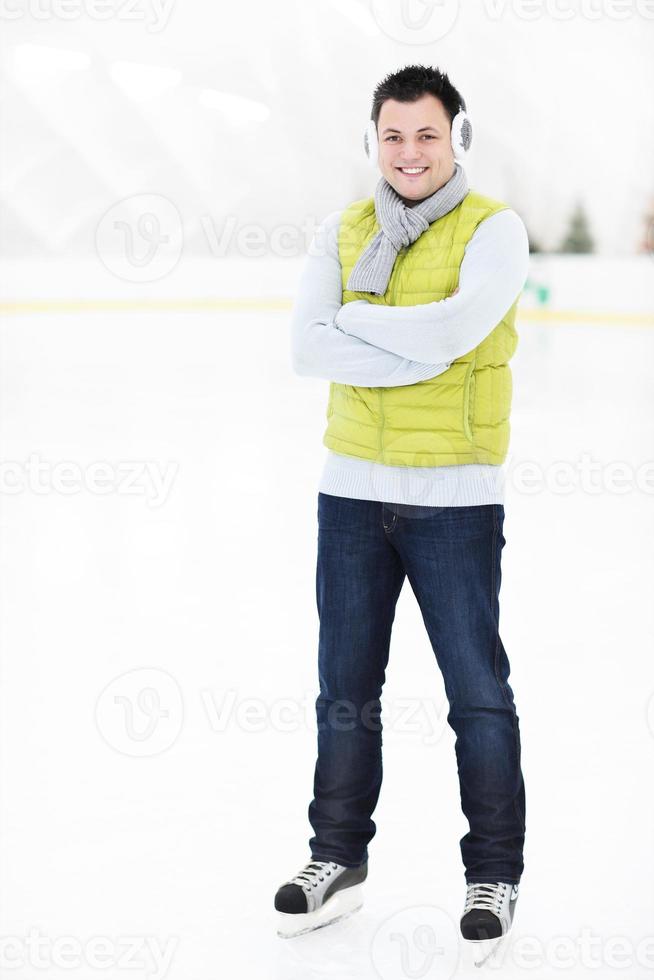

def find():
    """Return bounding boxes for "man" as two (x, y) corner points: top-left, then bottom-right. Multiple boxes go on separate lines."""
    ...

(275, 65), (528, 954)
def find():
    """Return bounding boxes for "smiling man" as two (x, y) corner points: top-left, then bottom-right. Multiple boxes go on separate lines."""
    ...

(276, 65), (528, 957)
(380, 91), (458, 201)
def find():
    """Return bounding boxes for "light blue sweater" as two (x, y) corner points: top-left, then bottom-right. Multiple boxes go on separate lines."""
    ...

(291, 206), (530, 506)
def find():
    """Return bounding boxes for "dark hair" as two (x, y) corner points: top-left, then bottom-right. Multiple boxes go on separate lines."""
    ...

(371, 64), (466, 130)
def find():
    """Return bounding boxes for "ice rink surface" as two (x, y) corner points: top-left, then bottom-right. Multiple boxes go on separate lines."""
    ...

(1, 257), (653, 979)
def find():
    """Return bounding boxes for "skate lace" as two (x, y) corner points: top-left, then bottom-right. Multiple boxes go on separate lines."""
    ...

(464, 882), (508, 916)
(288, 861), (339, 893)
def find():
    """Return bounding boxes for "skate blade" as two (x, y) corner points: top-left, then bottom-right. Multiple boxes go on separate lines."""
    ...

(462, 934), (506, 969)
(276, 883), (364, 939)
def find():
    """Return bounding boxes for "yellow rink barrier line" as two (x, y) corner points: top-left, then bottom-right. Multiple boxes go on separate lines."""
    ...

(0, 297), (653, 326)
(0, 297), (292, 314)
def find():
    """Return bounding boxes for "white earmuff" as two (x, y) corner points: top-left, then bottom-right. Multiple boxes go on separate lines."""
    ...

(363, 119), (379, 169)
(450, 108), (473, 161)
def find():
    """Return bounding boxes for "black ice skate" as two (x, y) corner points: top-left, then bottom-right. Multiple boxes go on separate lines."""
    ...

(274, 859), (367, 938)
(460, 881), (519, 967)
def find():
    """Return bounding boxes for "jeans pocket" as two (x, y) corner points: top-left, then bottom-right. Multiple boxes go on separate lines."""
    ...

(318, 491), (369, 532)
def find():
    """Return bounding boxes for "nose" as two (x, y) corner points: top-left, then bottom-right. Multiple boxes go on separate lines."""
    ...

(398, 142), (425, 162)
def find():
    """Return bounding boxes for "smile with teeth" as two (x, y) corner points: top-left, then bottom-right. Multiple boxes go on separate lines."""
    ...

(398, 167), (428, 174)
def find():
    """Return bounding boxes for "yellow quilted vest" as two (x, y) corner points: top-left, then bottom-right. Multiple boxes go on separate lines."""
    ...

(323, 190), (520, 466)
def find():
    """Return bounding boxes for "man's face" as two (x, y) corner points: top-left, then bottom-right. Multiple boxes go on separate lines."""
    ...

(376, 93), (455, 205)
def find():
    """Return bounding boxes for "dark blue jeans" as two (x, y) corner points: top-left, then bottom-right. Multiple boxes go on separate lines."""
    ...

(308, 492), (526, 885)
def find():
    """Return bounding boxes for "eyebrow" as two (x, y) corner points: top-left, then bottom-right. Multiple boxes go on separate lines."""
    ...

(381, 125), (442, 135)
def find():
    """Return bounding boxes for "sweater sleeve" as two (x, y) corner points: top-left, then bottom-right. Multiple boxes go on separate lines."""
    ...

(334, 209), (530, 364)
(290, 209), (451, 387)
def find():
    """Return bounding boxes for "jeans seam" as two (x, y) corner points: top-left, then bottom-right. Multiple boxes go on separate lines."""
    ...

(490, 506), (497, 614)
(491, 507), (526, 838)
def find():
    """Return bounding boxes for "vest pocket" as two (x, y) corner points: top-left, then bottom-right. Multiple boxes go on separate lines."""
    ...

(462, 360), (476, 442)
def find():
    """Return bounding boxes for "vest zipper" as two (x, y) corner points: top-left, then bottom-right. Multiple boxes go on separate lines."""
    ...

(462, 359), (476, 443)
(378, 389), (385, 463)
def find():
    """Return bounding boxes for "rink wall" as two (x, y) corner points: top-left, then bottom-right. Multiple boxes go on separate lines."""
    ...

(0, 255), (653, 325)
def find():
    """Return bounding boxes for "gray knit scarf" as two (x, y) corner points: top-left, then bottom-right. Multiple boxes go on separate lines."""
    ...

(346, 162), (469, 296)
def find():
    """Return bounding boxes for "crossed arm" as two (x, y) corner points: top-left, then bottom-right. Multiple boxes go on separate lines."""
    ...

(290, 206), (529, 387)
(290, 209), (447, 387)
